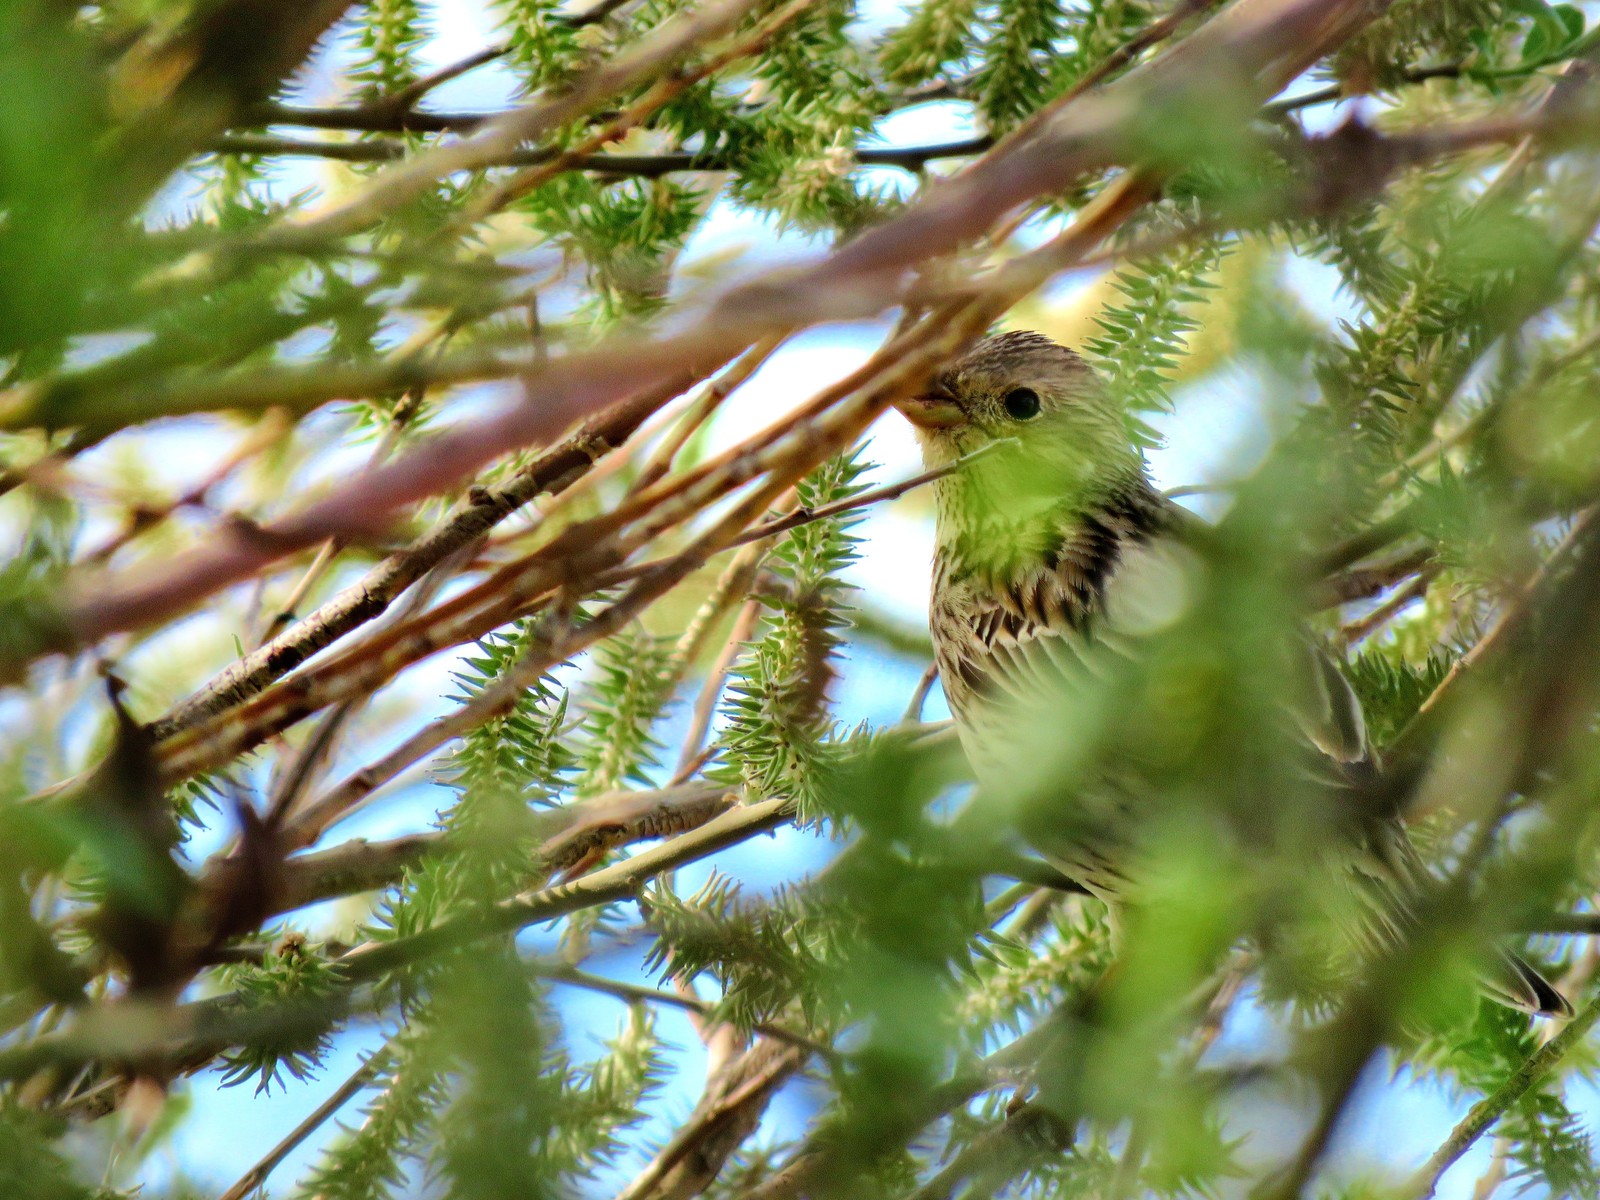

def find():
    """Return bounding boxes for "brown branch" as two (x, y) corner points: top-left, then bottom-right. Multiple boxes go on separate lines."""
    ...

(538, 965), (832, 1062)
(1316, 509), (1419, 577)
(385, 45), (510, 112)
(254, 404), (421, 652)
(340, 793), (787, 974)
(635, 335), (785, 491)
(240, 104), (493, 134)
(0, 340), (536, 437)
(616, 1038), (809, 1200)
(675, 579), (765, 781)
(739, 444), (1003, 542)
(1339, 565), (1440, 648)
(1317, 545), (1435, 608)
(27, 5), (1572, 676)
(273, 833), (439, 913)
(146, 373), (697, 741)
(209, 132), (994, 176)
(246, 781), (736, 926)
(903, 663), (940, 723)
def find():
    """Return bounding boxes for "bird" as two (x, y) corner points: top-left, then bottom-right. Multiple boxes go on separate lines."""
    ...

(894, 328), (1570, 1017)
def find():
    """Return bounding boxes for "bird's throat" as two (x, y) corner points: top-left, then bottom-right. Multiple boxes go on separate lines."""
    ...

(932, 468), (1163, 589)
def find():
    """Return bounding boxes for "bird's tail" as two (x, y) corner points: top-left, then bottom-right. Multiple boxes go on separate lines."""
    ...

(1344, 828), (1571, 1018)
(1484, 949), (1573, 1018)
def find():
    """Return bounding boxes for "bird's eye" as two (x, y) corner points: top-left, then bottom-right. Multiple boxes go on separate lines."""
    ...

(1002, 387), (1041, 421)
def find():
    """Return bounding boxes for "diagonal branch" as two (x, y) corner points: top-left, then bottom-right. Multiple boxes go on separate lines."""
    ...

(217, 1042), (394, 1200)
(145, 373), (699, 741)
(43, 0), (1509, 674)
(1406, 991), (1600, 1199)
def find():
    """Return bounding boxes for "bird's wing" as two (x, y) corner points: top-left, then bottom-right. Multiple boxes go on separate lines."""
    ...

(1295, 639), (1374, 773)
(944, 528), (1572, 1014)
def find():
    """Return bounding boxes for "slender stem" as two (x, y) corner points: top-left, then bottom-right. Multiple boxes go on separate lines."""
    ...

(210, 132), (993, 176)
(218, 1044), (394, 1200)
(673, 565), (766, 779)
(903, 663), (940, 724)
(1407, 990), (1600, 1199)
(535, 962), (836, 1063)
(634, 336), (786, 490)
(385, 45), (509, 111)
(609, 439), (1010, 593)
(1397, 505), (1600, 748)
(1339, 565), (1440, 648)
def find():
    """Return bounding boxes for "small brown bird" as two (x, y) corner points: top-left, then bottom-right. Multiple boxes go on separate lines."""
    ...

(896, 329), (1569, 1017)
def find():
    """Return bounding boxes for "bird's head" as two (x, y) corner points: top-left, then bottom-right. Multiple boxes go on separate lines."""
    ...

(895, 331), (1147, 556)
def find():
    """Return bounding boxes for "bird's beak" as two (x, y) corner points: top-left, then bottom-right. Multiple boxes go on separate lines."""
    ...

(892, 387), (965, 430)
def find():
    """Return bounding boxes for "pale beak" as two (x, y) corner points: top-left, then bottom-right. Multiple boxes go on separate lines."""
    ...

(892, 388), (965, 430)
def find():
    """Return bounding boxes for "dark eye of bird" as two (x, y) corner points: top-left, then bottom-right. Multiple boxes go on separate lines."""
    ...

(1003, 387), (1041, 421)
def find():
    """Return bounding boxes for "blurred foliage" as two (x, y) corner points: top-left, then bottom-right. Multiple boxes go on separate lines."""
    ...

(3, 1), (1600, 1200)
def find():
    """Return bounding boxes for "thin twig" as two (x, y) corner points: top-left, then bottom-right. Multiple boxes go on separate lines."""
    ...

(210, 132), (993, 176)
(273, 832), (440, 914)
(254, 392), (421, 647)
(1398, 505), (1600, 745)
(384, 45), (510, 112)
(536, 962), (836, 1063)
(1339, 564), (1441, 648)
(78, 412), (288, 566)
(1406, 990), (1600, 1199)
(1264, 63), (1468, 114)
(672, 553), (769, 780)
(634, 335), (785, 491)
(145, 374), (698, 741)
(218, 1044), (394, 1200)
(903, 663), (940, 723)
(616, 1039), (808, 1200)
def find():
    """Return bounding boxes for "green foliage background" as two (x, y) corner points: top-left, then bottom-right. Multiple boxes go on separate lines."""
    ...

(4, 1), (1600, 1198)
